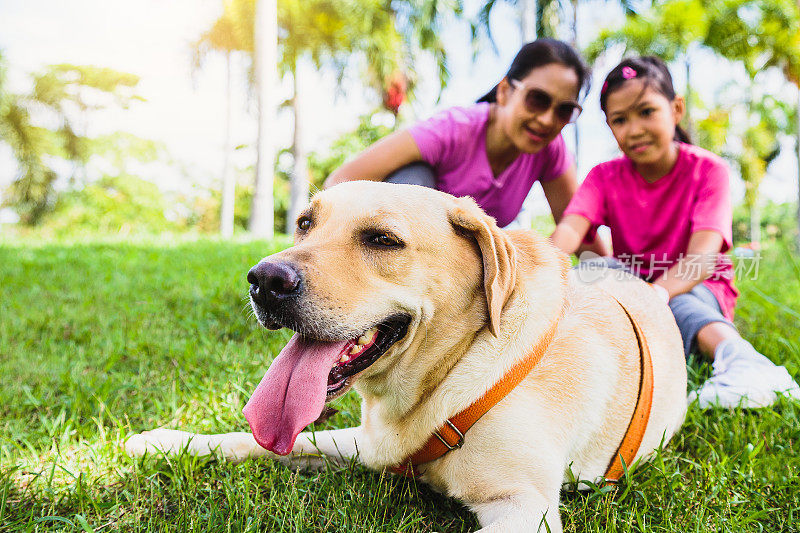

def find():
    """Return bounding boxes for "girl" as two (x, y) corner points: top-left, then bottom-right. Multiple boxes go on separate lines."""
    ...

(551, 56), (800, 408)
(325, 39), (608, 254)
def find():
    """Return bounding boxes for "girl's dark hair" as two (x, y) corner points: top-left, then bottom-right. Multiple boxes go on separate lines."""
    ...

(600, 56), (692, 144)
(477, 39), (591, 104)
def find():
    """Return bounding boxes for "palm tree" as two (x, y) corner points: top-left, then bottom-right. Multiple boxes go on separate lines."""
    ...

(193, 5), (250, 237)
(249, 0), (278, 238)
(279, 0), (457, 233)
(287, 60), (308, 234)
(197, 0), (457, 237)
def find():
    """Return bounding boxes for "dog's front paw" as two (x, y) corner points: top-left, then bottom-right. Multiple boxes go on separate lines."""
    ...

(124, 428), (198, 457)
(277, 451), (330, 472)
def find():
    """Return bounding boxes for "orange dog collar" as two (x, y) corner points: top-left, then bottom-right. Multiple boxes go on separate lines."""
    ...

(391, 296), (654, 484)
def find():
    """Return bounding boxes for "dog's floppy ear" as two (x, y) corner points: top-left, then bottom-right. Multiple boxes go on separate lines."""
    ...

(448, 197), (517, 337)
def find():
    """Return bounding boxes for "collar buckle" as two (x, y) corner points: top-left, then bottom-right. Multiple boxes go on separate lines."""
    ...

(433, 420), (464, 450)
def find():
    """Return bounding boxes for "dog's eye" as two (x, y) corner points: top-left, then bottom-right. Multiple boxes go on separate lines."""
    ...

(368, 232), (402, 248)
(297, 217), (311, 231)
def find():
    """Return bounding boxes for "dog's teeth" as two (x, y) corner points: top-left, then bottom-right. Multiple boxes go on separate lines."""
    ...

(358, 327), (378, 345)
(350, 344), (365, 355)
(340, 354), (350, 363)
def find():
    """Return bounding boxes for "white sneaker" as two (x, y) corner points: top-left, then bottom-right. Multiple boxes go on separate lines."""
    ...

(688, 338), (800, 408)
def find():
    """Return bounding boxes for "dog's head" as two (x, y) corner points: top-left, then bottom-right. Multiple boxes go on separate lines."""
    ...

(243, 181), (518, 455)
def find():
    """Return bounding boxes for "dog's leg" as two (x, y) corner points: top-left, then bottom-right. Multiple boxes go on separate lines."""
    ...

(283, 426), (364, 471)
(124, 429), (272, 463)
(125, 426), (366, 472)
(470, 490), (562, 533)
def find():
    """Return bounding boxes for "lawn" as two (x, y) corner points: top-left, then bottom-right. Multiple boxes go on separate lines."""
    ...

(1, 236), (799, 532)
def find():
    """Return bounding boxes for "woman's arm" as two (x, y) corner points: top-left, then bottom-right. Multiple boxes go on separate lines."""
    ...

(324, 131), (422, 188)
(550, 214), (593, 256)
(542, 168), (611, 257)
(540, 166), (577, 223)
(652, 230), (724, 299)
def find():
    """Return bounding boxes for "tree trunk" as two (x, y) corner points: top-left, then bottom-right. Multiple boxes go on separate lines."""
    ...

(684, 54), (693, 141)
(750, 200), (761, 246)
(521, 0), (536, 41)
(220, 52), (235, 238)
(511, 0), (538, 231)
(249, 0), (277, 238)
(286, 60), (310, 234)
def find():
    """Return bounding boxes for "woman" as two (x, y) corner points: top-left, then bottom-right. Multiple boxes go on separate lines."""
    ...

(325, 39), (608, 252)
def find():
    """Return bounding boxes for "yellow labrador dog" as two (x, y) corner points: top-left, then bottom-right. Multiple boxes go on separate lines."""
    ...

(126, 181), (687, 532)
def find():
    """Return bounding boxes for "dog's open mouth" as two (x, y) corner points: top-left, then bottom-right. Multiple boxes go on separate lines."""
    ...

(242, 314), (410, 456)
(325, 316), (410, 400)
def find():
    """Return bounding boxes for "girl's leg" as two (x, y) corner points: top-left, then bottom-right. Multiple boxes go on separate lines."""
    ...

(383, 162), (437, 187)
(671, 286), (800, 408)
(695, 321), (740, 356)
(573, 261), (800, 407)
(668, 285), (736, 358)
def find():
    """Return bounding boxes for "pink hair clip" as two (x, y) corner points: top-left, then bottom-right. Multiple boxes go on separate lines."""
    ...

(622, 66), (637, 79)
(601, 81), (608, 93)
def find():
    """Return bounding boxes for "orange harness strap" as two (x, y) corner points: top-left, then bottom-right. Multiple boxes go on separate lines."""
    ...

(389, 315), (561, 478)
(390, 296), (654, 483)
(603, 296), (654, 482)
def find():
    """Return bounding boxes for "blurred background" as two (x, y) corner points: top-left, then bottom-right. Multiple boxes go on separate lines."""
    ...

(1, 0), (798, 248)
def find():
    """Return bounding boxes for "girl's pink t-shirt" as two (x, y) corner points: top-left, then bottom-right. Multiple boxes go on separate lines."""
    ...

(564, 143), (739, 319)
(408, 103), (571, 228)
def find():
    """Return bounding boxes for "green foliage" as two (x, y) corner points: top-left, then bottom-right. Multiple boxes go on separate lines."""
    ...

(0, 53), (58, 225)
(196, 0), (456, 102)
(586, 0), (800, 72)
(36, 175), (178, 237)
(31, 63), (143, 111)
(0, 54), (154, 226)
(0, 107), (58, 224)
(696, 85), (794, 216)
(90, 132), (165, 170)
(171, 172), (293, 235)
(475, 0), (639, 54)
(694, 107), (730, 153)
(29, 64), (146, 173)
(0, 237), (798, 530)
(192, 0), (254, 79)
(585, 0), (708, 62)
(704, 0), (800, 84)
(733, 201), (799, 245)
(307, 111), (398, 187)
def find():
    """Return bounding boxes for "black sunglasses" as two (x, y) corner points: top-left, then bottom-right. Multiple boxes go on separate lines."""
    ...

(510, 79), (582, 124)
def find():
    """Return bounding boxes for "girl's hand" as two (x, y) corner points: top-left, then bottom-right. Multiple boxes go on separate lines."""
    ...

(650, 230), (725, 299)
(550, 214), (592, 255)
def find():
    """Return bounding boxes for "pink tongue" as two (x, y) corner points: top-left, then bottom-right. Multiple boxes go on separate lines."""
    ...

(243, 333), (350, 455)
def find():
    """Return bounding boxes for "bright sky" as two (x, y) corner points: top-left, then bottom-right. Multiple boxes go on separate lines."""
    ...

(0, 0), (797, 219)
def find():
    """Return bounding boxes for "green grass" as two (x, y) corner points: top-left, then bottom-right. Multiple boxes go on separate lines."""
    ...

(1, 236), (799, 532)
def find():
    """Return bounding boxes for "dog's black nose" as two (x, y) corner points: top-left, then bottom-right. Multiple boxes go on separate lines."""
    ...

(248, 261), (301, 306)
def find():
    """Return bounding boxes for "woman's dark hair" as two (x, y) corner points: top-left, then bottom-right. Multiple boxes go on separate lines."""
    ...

(477, 39), (591, 104)
(600, 56), (691, 144)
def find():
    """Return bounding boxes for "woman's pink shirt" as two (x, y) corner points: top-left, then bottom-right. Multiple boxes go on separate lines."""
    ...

(408, 103), (571, 228)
